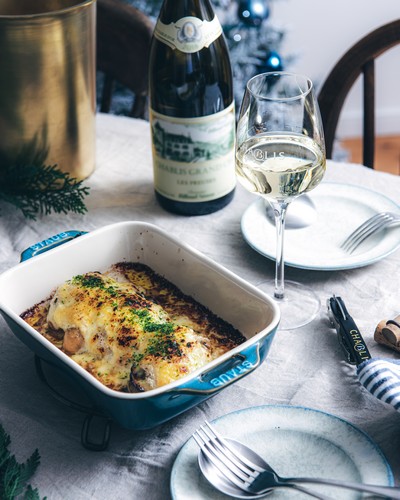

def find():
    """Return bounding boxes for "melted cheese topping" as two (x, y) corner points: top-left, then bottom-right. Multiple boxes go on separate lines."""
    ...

(21, 263), (245, 392)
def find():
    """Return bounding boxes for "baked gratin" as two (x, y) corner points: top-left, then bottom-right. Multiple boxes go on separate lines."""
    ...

(21, 263), (246, 392)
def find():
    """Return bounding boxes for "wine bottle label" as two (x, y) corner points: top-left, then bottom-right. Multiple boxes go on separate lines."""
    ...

(153, 15), (222, 53)
(150, 102), (236, 203)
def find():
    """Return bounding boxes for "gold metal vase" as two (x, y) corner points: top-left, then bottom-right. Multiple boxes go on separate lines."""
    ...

(0, 0), (96, 180)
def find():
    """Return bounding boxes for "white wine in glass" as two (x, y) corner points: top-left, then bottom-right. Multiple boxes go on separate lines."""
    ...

(236, 72), (326, 330)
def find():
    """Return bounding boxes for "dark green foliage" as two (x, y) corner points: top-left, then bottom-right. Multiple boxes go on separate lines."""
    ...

(0, 163), (90, 220)
(0, 423), (44, 500)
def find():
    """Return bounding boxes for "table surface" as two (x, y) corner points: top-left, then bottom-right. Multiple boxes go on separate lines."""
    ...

(0, 113), (399, 499)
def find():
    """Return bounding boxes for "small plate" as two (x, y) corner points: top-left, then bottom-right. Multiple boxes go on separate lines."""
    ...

(241, 182), (400, 270)
(170, 405), (394, 500)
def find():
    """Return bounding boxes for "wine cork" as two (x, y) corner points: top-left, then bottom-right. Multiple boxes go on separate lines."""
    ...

(374, 315), (400, 353)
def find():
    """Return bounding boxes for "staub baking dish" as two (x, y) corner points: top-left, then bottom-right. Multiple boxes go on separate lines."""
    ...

(0, 222), (280, 430)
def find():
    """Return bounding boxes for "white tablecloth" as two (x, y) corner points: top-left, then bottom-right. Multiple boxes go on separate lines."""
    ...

(0, 113), (399, 499)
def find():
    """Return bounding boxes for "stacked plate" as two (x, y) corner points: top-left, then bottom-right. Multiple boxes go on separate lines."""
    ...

(240, 182), (400, 271)
(171, 405), (394, 500)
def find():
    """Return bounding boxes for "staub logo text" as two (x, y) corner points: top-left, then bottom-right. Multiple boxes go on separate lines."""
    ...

(210, 360), (254, 387)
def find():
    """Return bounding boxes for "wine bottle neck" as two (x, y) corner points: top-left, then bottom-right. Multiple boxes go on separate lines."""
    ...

(158, 0), (215, 23)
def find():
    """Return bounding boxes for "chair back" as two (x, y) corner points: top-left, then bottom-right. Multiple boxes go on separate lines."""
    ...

(318, 19), (400, 168)
(97, 0), (154, 119)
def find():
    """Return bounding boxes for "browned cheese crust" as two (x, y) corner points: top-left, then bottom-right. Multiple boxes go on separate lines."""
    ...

(21, 263), (245, 392)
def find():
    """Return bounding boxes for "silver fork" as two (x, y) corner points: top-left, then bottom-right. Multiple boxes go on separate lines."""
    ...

(193, 422), (334, 500)
(193, 421), (400, 499)
(341, 211), (400, 254)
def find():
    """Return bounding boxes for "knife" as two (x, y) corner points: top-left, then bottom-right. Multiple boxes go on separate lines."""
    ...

(327, 295), (371, 365)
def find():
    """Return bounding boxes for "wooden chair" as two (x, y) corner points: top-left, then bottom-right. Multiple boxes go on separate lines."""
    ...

(96, 0), (154, 119)
(318, 19), (400, 169)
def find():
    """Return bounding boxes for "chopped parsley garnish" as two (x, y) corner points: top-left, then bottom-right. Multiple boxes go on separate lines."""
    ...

(132, 309), (174, 335)
(72, 274), (119, 298)
(131, 352), (144, 366)
(106, 286), (118, 297)
(133, 309), (150, 319)
(130, 309), (181, 360)
(72, 274), (104, 289)
(146, 332), (182, 358)
(71, 276), (182, 361)
(144, 321), (174, 335)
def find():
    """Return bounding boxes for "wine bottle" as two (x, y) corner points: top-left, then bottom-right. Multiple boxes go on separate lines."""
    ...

(148, 0), (236, 215)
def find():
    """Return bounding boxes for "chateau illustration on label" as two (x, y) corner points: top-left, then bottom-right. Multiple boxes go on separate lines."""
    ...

(152, 119), (234, 163)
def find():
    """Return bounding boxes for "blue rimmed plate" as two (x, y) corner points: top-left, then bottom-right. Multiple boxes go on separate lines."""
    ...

(240, 182), (400, 271)
(171, 405), (393, 500)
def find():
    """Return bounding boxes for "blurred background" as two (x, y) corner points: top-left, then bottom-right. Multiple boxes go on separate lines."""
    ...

(110, 0), (400, 173)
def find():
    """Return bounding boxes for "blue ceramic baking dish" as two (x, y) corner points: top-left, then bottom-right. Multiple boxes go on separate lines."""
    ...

(0, 222), (280, 431)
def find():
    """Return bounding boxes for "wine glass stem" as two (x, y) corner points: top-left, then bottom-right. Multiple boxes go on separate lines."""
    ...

(272, 201), (289, 300)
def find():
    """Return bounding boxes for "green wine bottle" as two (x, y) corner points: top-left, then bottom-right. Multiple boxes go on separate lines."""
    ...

(149, 0), (236, 215)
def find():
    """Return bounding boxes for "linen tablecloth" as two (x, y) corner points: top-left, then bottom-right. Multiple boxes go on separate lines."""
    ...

(0, 113), (399, 499)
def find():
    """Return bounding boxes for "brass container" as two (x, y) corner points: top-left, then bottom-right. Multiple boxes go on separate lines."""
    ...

(0, 0), (96, 180)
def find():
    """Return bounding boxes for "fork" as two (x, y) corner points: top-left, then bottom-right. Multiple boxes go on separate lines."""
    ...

(193, 421), (400, 499)
(341, 211), (400, 254)
(194, 422), (334, 499)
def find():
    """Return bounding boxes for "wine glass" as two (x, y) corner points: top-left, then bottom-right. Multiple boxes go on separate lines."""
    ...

(236, 72), (326, 330)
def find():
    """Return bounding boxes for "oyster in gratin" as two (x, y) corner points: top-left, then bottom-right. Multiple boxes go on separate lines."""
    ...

(21, 263), (245, 392)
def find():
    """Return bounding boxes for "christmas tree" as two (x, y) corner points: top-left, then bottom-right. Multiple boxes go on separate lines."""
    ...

(102, 0), (288, 115)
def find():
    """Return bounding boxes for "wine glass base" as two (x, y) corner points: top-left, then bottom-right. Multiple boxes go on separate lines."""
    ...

(256, 280), (321, 330)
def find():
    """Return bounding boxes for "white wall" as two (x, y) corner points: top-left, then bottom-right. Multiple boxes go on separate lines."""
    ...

(272, 0), (400, 138)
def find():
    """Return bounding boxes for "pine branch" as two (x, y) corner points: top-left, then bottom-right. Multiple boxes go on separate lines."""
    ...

(8, 450), (41, 498)
(0, 163), (90, 220)
(23, 485), (42, 500)
(0, 425), (11, 471)
(3, 454), (24, 498)
(0, 423), (45, 500)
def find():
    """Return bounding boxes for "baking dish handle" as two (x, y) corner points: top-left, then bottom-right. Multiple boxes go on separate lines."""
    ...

(176, 343), (261, 394)
(20, 230), (88, 262)
(34, 356), (112, 451)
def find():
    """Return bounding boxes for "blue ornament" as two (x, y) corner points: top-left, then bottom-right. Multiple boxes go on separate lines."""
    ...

(263, 50), (283, 72)
(238, 0), (270, 27)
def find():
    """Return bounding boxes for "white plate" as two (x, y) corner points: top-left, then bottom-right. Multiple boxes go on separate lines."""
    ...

(241, 182), (400, 270)
(170, 405), (394, 500)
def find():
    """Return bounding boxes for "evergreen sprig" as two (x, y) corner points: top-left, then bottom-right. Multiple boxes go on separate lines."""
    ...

(0, 423), (44, 500)
(0, 163), (90, 220)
